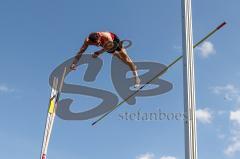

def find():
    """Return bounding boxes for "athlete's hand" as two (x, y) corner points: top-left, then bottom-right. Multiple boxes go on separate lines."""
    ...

(70, 63), (77, 70)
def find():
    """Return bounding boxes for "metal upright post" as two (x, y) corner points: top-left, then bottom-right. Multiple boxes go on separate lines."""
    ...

(181, 0), (198, 159)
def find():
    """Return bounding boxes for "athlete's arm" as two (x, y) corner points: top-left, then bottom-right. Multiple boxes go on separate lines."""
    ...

(70, 39), (89, 70)
(92, 48), (106, 58)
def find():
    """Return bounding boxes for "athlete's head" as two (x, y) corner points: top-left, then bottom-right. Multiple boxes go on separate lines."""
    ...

(88, 32), (99, 43)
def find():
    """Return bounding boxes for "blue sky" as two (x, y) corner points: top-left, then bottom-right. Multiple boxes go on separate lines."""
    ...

(0, 0), (240, 159)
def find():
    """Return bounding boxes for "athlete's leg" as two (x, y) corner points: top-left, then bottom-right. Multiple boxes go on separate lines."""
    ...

(114, 48), (140, 88)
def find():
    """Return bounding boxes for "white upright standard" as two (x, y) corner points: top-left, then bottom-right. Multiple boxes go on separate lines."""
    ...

(181, 0), (198, 159)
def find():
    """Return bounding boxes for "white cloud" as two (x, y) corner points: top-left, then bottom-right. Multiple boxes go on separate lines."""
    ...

(224, 109), (240, 156)
(196, 108), (212, 124)
(230, 110), (240, 124)
(211, 84), (238, 95)
(211, 84), (240, 156)
(0, 84), (14, 93)
(136, 153), (177, 159)
(136, 153), (155, 159)
(225, 140), (240, 156)
(211, 84), (240, 103)
(218, 134), (226, 139)
(224, 127), (240, 156)
(197, 41), (216, 58)
(160, 156), (177, 159)
(217, 110), (227, 115)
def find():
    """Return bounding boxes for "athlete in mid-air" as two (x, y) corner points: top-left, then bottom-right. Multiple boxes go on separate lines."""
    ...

(70, 32), (141, 88)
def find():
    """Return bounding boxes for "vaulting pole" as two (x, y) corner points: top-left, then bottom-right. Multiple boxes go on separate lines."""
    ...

(40, 67), (67, 159)
(181, 0), (198, 159)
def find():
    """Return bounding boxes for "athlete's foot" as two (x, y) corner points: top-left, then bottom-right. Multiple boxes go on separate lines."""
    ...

(134, 77), (141, 88)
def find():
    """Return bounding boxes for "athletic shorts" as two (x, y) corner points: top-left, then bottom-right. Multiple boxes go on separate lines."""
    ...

(107, 33), (122, 53)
